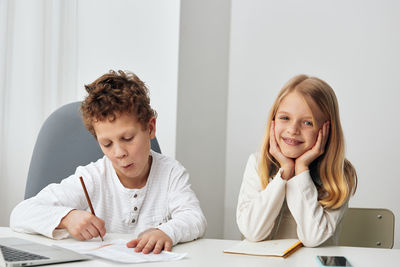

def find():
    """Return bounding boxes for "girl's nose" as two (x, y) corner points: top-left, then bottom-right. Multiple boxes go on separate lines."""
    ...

(287, 122), (300, 135)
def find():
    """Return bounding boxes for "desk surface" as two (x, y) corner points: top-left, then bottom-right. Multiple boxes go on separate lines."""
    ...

(1, 227), (399, 267)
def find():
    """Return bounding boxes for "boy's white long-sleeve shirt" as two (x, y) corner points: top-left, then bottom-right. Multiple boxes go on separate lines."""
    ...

(236, 153), (347, 247)
(10, 150), (206, 245)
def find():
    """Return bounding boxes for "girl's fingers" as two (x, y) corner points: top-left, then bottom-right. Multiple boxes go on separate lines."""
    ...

(269, 122), (276, 145)
(322, 121), (330, 146)
(269, 120), (294, 177)
(313, 129), (323, 152)
(269, 121), (280, 153)
(295, 121), (329, 172)
(318, 121), (329, 153)
(306, 128), (323, 160)
(318, 121), (330, 153)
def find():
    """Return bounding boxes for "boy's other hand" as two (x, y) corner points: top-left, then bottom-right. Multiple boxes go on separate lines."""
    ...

(57, 209), (106, 241)
(126, 228), (172, 254)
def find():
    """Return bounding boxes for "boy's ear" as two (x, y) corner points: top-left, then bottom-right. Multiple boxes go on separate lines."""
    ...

(148, 117), (156, 139)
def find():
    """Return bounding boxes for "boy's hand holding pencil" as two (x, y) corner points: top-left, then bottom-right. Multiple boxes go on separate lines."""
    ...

(56, 177), (106, 241)
(58, 209), (106, 241)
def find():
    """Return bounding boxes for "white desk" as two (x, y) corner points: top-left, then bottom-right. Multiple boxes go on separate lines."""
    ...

(1, 227), (399, 267)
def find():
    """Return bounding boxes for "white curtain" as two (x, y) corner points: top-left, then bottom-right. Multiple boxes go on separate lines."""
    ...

(0, 0), (78, 226)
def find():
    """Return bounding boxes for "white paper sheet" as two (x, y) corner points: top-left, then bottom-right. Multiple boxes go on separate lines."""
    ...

(54, 239), (186, 263)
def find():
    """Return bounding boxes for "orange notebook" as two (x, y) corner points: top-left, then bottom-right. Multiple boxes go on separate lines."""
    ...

(223, 239), (302, 258)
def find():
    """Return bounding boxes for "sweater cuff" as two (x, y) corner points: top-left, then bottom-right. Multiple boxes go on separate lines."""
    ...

(287, 170), (318, 202)
(157, 224), (177, 245)
(267, 169), (288, 187)
(287, 170), (313, 189)
(52, 229), (70, 240)
(270, 169), (288, 184)
(47, 207), (75, 239)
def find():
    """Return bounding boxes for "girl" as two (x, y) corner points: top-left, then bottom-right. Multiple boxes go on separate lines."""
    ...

(236, 74), (357, 247)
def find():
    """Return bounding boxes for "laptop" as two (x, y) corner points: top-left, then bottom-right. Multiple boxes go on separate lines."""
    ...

(0, 237), (91, 267)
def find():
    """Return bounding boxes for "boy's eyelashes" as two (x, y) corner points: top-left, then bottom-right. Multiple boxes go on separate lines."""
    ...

(101, 136), (134, 148)
(102, 142), (112, 148)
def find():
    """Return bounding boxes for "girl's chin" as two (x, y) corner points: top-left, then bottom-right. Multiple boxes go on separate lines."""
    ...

(281, 150), (303, 159)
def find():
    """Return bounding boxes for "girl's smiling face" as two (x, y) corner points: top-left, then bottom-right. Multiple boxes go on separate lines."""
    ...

(274, 91), (323, 159)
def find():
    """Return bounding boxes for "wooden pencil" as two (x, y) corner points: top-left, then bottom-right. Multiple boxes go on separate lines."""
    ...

(79, 176), (104, 241)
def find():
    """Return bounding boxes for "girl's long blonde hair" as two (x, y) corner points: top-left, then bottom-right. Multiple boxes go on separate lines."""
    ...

(259, 74), (357, 209)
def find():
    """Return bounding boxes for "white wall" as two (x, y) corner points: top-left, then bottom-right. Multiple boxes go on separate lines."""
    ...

(224, 0), (400, 248)
(176, 0), (230, 238)
(0, 0), (79, 227)
(76, 0), (180, 158)
(0, 0), (49, 227)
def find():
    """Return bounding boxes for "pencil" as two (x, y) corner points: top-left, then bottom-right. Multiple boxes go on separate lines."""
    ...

(79, 176), (104, 241)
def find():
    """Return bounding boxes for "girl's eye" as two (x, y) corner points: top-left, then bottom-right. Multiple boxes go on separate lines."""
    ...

(279, 116), (289, 121)
(304, 121), (313, 126)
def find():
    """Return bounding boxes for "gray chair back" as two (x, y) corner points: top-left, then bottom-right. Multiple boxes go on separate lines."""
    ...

(338, 207), (395, 248)
(25, 101), (161, 199)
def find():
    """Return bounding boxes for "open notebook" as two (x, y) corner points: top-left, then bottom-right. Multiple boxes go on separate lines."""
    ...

(223, 239), (302, 258)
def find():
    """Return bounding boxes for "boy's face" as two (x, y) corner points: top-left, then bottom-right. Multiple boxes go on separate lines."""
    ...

(93, 113), (156, 188)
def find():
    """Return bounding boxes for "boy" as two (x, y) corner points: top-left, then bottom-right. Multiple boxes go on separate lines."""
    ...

(10, 70), (206, 254)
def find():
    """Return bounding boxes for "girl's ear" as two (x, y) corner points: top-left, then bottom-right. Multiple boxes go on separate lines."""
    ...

(148, 117), (156, 139)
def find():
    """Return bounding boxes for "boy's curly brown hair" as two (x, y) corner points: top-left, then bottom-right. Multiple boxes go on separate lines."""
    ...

(80, 70), (157, 137)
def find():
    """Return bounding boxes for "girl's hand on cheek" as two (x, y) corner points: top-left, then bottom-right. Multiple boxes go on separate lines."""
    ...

(269, 121), (294, 180)
(295, 121), (330, 175)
